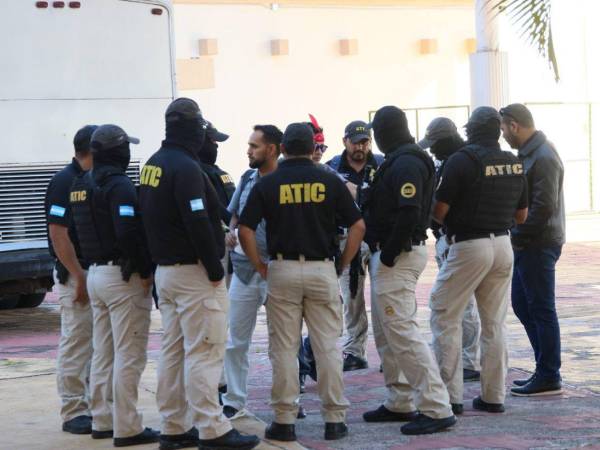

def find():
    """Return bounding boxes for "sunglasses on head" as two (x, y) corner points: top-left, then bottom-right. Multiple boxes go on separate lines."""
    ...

(314, 143), (328, 152)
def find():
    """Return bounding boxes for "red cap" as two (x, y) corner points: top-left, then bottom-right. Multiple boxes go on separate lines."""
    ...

(308, 114), (325, 143)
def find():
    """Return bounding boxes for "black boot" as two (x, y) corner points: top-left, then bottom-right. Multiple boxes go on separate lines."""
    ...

(343, 353), (368, 372)
(451, 403), (464, 415)
(114, 427), (160, 447)
(363, 405), (418, 422)
(463, 368), (481, 382)
(91, 429), (113, 439)
(62, 415), (92, 435)
(198, 429), (260, 449)
(400, 414), (457, 435)
(264, 422), (296, 442)
(324, 422), (348, 440)
(472, 396), (505, 413)
(159, 427), (199, 450)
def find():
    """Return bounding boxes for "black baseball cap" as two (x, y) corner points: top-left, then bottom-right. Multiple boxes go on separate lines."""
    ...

(418, 117), (458, 149)
(282, 123), (314, 153)
(465, 106), (501, 127)
(73, 125), (98, 153)
(205, 121), (229, 142)
(499, 103), (535, 127)
(344, 120), (371, 144)
(165, 97), (204, 123)
(90, 124), (139, 152)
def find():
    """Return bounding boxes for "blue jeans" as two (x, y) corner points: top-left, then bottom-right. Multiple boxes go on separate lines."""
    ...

(511, 245), (562, 381)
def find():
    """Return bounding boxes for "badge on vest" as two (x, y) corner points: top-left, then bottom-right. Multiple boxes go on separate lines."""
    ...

(49, 205), (66, 217)
(485, 163), (523, 176)
(279, 183), (326, 204)
(220, 174), (233, 184)
(190, 198), (204, 211)
(119, 205), (135, 217)
(400, 183), (416, 198)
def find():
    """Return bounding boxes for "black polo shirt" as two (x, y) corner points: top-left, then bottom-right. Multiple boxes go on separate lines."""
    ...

(239, 158), (362, 259)
(139, 144), (225, 281)
(44, 158), (84, 259)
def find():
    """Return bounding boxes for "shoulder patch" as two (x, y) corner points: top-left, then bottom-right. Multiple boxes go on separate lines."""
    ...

(49, 205), (66, 217)
(119, 205), (135, 217)
(190, 198), (204, 211)
(400, 183), (416, 198)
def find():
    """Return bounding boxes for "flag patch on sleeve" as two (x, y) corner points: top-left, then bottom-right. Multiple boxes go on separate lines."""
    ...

(49, 205), (66, 217)
(190, 198), (204, 211)
(119, 205), (135, 217)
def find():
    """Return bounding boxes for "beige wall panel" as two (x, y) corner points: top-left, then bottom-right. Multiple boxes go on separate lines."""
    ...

(176, 58), (215, 90)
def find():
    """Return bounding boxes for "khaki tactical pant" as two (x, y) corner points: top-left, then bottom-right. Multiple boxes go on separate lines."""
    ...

(54, 268), (93, 422)
(87, 265), (152, 438)
(430, 235), (513, 405)
(370, 247), (453, 419)
(434, 236), (481, 371)
(155, 264), (232, 440)
(340, 240), (372, 360)
(266, 259), (349, 424)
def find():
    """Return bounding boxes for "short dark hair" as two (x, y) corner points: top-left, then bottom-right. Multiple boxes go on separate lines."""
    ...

(282, 123), (314, 156)
(499, 103), (535, 128)
(254, 125), (283, 154)
(73, 124), (98, 155)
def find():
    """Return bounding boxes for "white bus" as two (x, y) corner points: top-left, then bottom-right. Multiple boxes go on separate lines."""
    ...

(0, 0), (175, 308)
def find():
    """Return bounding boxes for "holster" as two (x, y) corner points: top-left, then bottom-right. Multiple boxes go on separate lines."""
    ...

(55, 260), (69, 285)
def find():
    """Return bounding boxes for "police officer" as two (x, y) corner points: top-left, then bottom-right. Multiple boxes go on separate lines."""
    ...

(197, 121), (236, 223)
(363, 106), (456, 435)
(238, 123), (365, 442)
(139, 98), (259, 450)
(45, 125), (96, 434)
(325, 120), (384, 371)
(418, 117), (482, 383)
(69, 124), (158, 446)
(429, 107), (528, 414)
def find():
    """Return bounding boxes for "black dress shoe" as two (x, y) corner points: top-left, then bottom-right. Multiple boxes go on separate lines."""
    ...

(159, 427), (199, 450)
(297, 405), (307, 419)
(343, 353), (368, 372)
(463, 368), (481, 382)
(91, 429), (113, 439)
(324, 422), (348, 440)
(299, 374), (306, 394)
(308, 361), (318, 382)
(223, 405), (239, 419)
(472, 396), (505, 413)
(511, 376), (562, 397)
(451, 403), (464, 415)
(199, 429), (259, 449)
(62, 415), (92, 434)
(513, 373), (535, 387)
(400, 414), (457, 435)
(363, 405), (419, 422)
(264, 422), (296, 442)
(114, 427), (160, 447)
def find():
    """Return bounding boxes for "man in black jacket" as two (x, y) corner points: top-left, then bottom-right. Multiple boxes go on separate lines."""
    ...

(500, 103), (566, 397)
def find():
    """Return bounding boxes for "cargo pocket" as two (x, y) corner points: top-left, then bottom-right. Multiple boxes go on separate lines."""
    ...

(200, 297), (228, 344)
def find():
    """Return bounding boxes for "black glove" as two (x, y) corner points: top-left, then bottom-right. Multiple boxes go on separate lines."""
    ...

(55, 261), (69, 285)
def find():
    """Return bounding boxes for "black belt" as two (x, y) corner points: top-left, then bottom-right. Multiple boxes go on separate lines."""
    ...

(158, 259), (197, 266)
(451, 230), (509, 244)
(90, 260), (119, 267)
(270, 253), (332, 262)
(374, 239), (425, 250)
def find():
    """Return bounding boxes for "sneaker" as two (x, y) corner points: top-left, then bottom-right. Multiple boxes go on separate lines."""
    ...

(299, 374), (306, 394)
(199, 429), (260, 449)
(511, 376), (562, 397)
(62, 415), (92, 434)
(91, 429), (113, 439)
(324, 422), (348, 440)
(513, 373), (536, 387)
(264, 422), (296, 442)
(472, 396), (505, 413)
(297, 405), (306, 419)
(114, 427), (160, 447)
(451, 403), (464, 415)
(343, 353), (368, 372)
(159, 427), (199, 450)
(223, 405), (239, 419)
(400, 414), (457, 435)
(463, 368), (481, 382)
(363, 405), (419, 422)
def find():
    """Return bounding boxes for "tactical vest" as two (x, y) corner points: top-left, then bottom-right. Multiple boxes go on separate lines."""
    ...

(69, 168), (123, 262)
(450, 145), (524, 232)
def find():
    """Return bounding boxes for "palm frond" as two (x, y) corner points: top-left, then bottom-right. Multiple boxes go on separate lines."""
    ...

(487, 0), (559, 81)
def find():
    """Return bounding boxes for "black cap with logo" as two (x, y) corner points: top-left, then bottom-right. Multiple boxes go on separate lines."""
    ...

(417, 117), (458, 149)
(205, 121), (229, 142)
(282, 123), (315, 153)
(465, 106), (502, 127)
(165, 98), (204, 123)
(344, 120), (371, 144)
(90, 124), (140, 152)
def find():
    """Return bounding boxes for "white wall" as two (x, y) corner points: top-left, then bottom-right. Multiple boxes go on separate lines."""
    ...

(173, 3), (475, 180)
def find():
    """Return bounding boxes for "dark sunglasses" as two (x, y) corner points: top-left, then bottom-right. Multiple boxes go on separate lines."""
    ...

(314, 144), (328, 152)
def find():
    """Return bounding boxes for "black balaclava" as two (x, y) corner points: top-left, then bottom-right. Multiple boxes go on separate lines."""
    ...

(431, 134), (465, 161)
(371, 106), (415, 154)
(93, 142), (130, 172)
(465, 119), (501, 148)
(197, 139), (218, 165)
(164, 118), (206, 156)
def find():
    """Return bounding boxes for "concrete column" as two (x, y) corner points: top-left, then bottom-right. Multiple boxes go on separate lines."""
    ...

(469, 0), (509, 109)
